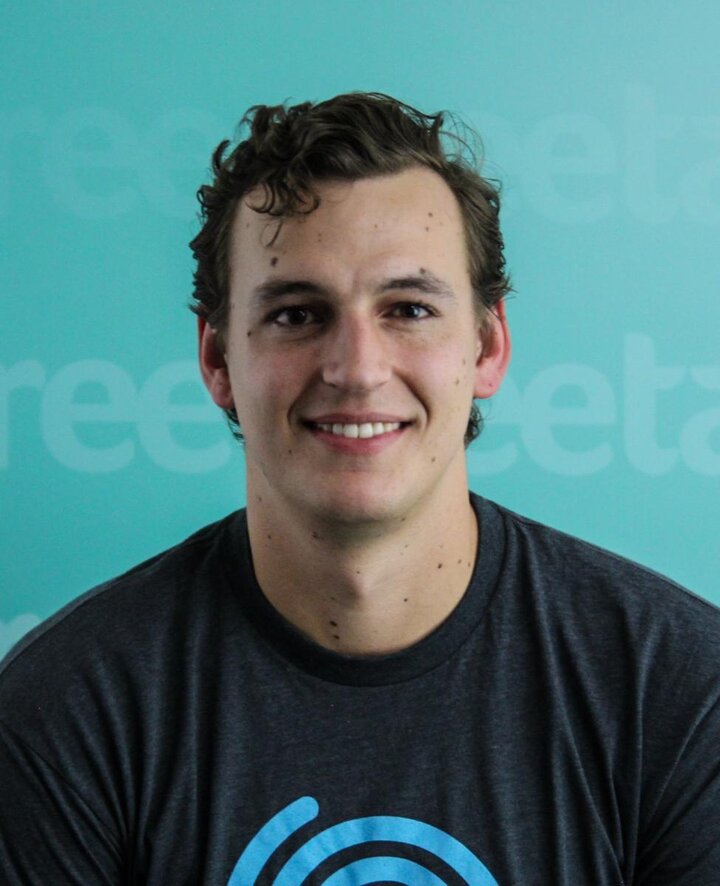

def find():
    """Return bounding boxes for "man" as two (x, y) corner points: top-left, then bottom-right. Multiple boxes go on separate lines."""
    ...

(1, 93), (718, 884)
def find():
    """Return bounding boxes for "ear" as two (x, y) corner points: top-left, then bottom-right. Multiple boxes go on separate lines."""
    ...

(473, 299), (511, 399)
(198, 317), (235, 409)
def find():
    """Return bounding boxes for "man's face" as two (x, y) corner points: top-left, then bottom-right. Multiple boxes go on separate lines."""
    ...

(201, 166), (509, 526)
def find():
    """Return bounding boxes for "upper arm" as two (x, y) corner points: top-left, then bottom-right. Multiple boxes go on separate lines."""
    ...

(0, 721), (123, 885)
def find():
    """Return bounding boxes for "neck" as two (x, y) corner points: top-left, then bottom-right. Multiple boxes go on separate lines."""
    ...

(246, 477), (478, 657)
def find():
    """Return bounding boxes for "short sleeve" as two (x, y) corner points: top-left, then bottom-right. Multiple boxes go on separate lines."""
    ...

(0, 721), (123, 885)
(635, 643), (720, 884)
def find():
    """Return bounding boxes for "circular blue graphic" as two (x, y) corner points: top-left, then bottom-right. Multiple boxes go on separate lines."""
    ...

(227, 796), (499, 885)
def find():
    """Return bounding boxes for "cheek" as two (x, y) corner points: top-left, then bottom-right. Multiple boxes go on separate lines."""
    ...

(406, 352), (475, 427)
(426, 341), (478, 422)
(419, 332), (476, 388)
(229, 350), (305, 424)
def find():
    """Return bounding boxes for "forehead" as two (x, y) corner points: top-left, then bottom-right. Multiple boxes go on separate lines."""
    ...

(228, 167), (469, 294)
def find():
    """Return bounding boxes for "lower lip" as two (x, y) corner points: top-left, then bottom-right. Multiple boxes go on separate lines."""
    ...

(307, 425), (407, 454)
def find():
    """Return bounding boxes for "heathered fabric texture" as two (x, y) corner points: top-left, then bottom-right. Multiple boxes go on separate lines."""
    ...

(1, 495), (719, 884)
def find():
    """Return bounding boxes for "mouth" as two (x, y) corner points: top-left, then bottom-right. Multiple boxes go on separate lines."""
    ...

(299, 415), (412, 457)
(308, 420), (406, 440)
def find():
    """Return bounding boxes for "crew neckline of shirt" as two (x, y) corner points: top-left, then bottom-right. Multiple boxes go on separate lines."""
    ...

(221, 493), (506, 686)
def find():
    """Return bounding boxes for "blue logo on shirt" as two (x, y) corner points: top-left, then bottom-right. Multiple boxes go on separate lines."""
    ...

(227, 796), (499, 884)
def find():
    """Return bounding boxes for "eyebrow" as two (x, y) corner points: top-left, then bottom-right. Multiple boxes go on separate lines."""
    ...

(250, 272), (457, 305)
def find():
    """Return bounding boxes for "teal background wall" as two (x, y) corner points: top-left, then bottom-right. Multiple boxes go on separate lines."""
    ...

(2, 1), (719, 655)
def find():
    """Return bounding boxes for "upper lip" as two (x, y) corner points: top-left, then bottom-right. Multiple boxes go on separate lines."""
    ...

(304, 414), (410, 425)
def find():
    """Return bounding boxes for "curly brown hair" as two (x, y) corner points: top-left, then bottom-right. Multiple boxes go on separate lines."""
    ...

(189, 92), (511, 445)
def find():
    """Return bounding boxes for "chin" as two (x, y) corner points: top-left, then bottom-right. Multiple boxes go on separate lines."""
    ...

(302, 487), (407, 529)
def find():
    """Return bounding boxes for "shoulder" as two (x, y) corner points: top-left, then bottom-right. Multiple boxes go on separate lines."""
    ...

(493, 496), (716, 608)
(478, 497), (720, 762)
(0, 510), (245, 689)
(478, 495), (720, 670)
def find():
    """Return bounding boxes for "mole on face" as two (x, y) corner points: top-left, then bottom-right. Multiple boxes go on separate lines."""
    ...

(270, 256), (278, 267)
(428, 212), (434, 217)
(419, 267), (426, 274)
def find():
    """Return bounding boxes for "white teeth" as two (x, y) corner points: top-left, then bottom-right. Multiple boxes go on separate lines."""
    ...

(315, 421), (402, 439)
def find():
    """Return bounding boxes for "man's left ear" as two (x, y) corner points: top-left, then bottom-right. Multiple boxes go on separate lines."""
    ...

(473, 299), (511, 399)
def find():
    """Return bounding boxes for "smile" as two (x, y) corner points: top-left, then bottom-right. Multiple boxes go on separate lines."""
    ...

(311, 421), (403, 439)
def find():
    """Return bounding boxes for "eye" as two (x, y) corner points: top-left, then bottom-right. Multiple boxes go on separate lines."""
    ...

(389, 302), (436, 320)
(269, 306), (319, 327)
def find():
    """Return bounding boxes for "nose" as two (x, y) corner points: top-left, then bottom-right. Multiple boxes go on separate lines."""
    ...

(321, 314), (392, 393)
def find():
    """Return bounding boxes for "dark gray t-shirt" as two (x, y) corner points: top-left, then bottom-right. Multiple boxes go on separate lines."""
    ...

(1, 495), (719, 884)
